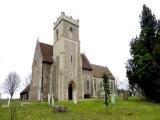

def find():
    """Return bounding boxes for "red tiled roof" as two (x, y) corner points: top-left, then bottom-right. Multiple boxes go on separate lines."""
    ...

(37, 42), (114, 80)
(81, 54), (92, 70)
(39, 42), (54, 63)
(91, 64), (115, 80)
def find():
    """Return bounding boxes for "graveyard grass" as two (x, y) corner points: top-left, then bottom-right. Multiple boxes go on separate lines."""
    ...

(0, 97), (160, 120)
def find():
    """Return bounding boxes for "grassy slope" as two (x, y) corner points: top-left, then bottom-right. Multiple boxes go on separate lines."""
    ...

(0, 97), (160, 120)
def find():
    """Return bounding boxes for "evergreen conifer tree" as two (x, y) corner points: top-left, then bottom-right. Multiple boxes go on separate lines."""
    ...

(126, 4), (160, 102)
(102, 74), (110, 106)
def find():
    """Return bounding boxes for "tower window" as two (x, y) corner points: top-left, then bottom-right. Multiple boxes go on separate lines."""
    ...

(70, 27), (73, 32)
(71, 55), (72, 62)
(69, 27), (73, 39)
(87, 80), (89, 90)
(56, 29), (59, 41)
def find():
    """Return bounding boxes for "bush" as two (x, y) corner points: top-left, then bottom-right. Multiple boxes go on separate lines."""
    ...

(53, 105), (67, 112)
(84, 94), (91, 98)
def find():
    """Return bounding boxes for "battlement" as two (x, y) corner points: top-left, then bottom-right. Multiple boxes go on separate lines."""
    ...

(54, 12), (79, 28)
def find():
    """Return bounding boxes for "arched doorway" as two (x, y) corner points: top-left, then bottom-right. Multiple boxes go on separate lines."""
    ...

(67, 81), (77, 103)
(68, 83), (73, 100)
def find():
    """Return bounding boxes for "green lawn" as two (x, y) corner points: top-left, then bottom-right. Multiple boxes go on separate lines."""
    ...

(0, 97), (160, 120)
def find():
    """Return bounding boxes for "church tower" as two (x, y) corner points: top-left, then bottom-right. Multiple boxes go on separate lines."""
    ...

(51, 12), (83, 101)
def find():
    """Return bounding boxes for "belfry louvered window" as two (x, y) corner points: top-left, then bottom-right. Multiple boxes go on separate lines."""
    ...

(87, 80), (89, 90)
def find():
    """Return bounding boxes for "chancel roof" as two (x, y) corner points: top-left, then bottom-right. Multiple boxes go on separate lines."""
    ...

(91, 64), (115, 80)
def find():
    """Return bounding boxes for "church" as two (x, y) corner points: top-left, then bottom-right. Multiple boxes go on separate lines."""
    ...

(20, 12), (115, 101)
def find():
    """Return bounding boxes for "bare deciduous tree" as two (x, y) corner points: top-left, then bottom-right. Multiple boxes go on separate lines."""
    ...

(114, 76), (123, 90)
(23, 73), (31, 87)
(3, 72), (20, 100)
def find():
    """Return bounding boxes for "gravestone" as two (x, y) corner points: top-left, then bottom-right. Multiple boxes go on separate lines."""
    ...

(73, 90), (77, 104)
(111, 96), (115, 104)
(48, 93), (50, 105)
(51, 93), (54, 107)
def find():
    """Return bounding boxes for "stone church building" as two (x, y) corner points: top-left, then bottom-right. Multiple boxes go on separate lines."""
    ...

(20, 12), (115, 101)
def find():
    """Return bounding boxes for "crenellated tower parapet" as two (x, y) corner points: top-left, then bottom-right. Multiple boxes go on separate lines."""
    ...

(54, 12), (79, 29)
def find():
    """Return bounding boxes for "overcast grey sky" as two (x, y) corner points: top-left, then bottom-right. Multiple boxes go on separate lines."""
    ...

(0, 0), (160, 98)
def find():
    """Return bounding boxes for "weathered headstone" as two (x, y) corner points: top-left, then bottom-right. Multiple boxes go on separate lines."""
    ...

(48, 93), (50, 105)
(111, 96), (115, 104)
(51, 93), (54, 107)
(73, 91), (77, 104)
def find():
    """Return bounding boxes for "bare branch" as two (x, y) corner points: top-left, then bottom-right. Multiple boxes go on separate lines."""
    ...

(23, 73), (31, 87)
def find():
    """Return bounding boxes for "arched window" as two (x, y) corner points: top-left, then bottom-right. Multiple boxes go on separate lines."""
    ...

(69, 27), (73, 39)
(87, 80), (89, 90)
(110, 81), (113, 91)
(33, 62), (37, 86)
(71, 55), (72, 62)
(56, 29), (59, 41)
(100, 81), (103, 91)
(94, 79), (96, 92)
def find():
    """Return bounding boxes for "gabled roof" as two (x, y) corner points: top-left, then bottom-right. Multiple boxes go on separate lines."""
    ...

(35, 42), (114, 80)
(91, 64), (115, 80)
(81, 54), (92, 70)
(39, 42), (54, 63)
(20, 85), (30, 95)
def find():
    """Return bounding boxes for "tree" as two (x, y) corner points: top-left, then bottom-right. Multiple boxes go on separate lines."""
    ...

(126, 4), (160, 102)
(3, 72), (20, 100)
(102, 74), (110, 106)
(23, 73), (31, 87)
(115, 76), (129, 90)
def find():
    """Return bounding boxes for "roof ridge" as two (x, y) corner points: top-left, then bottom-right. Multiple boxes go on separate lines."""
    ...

(39, 41), (53, 47)
(91, 64), (108, 68)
